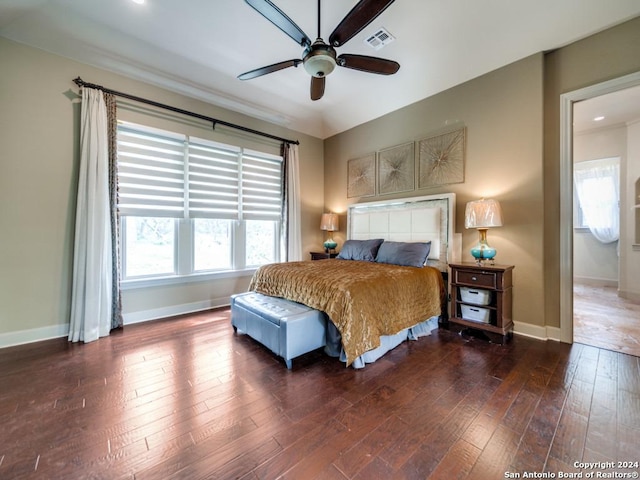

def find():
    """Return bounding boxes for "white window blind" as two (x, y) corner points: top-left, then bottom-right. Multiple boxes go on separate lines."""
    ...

(241, 149), (283, 221)
(116, 123), (283, 221)
(188, 138), (241, 219)
(117, 125), (185, 217)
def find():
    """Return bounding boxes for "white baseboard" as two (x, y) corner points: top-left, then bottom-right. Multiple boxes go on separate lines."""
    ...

(618, 290), (640, 303)
(513, 321), (561, 341)
(574, 276), (618, 288)
(0, 323), (70, 350)
(545, 326), (562, 341)
(1, 301), (568, 350)
(122, 297), (230, 325)
(0, 297), (232, 350)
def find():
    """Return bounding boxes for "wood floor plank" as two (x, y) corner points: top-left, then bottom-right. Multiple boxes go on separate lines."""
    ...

(548, 409), (589, 465)
(251, 418), (348, 480)
(508, 342), (578, 473)
(379, 377), (475, 470)
(501, 389), (540, 434)
(333, 414), (410, 478)
(618, 424), (640, 459)
(466, 424), (521, 479)
(351, 456), (394, 480)
(0, 308), (638, 479)
(618, 388), (640, 430)
(618, 353), (640, 393)
(427, 439), (482, 480)
(460, 350), (540, 451)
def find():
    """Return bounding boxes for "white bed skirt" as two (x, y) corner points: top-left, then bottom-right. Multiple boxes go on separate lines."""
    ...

(324, 316), (440, 369)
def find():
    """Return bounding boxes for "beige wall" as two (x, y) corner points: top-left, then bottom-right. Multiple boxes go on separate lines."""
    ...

(325, 54), (545, 330)
(0, 37), (324, 343)
(544, 16), (640, 329)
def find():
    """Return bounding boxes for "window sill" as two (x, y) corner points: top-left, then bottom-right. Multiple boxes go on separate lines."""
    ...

(121, 268), (257, 290)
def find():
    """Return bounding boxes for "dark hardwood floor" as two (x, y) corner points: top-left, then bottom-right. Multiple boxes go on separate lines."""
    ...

(1, 309), (639, 479)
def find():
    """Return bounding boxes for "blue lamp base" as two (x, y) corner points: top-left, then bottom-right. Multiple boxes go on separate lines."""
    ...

(323, 238), (337, 253)
(470, 229), (496, 265)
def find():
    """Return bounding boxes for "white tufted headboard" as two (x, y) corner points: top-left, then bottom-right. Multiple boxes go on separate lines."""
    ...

(347, 193), (458, 272)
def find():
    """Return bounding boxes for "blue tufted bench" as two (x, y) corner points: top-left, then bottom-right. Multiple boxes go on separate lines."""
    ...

(230, 292), (327, 369)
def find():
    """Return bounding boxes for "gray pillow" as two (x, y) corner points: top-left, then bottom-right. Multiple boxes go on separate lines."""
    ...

(375, 241), (432, 267)
(337, 238), (384, 261)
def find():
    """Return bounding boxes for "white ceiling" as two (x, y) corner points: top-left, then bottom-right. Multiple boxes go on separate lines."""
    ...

(573, 84), (640, 133)
(1, 0), (639, 139)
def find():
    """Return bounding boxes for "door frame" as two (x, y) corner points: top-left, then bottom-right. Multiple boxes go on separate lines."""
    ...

(559, 71), (640, 343)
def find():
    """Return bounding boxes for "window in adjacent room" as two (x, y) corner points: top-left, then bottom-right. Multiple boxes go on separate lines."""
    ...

(117, 122), (283, 282)
(573, 156), (620, 244)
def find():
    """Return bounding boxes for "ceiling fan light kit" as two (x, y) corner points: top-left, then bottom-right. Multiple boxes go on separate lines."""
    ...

(303, 41), (337, 77)
(239, 0), (400, 100)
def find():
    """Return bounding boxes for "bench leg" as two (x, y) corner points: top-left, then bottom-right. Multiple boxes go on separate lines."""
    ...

(284, 359), (292, 369)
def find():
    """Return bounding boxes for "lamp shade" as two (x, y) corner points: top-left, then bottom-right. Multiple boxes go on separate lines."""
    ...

(320, 213), (339, 232)
(465, 199), (503, 229)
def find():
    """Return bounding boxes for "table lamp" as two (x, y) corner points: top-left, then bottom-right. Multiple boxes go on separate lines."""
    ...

(320, 213), (339, 253)
(464, 199), (503, 264)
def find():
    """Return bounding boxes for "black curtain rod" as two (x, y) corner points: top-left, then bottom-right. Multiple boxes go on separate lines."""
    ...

(73, 77), (299, 145)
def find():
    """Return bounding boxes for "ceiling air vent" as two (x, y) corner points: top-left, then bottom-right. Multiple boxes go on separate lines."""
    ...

(364, 27), (395, 51)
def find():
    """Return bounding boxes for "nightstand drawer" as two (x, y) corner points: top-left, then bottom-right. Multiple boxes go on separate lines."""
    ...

(454, 270), (497, 289)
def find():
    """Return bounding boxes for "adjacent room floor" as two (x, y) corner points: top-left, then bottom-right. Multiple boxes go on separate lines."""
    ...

(573, 282), (640, 358)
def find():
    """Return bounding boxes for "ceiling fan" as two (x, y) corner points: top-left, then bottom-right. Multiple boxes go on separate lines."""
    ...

(238, 0), (400, 101)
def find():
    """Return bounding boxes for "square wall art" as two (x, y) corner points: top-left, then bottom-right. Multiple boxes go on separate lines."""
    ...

(377, 142), (415, 195)
(418, 127), (465, 188)
(347, 154), (376, 198)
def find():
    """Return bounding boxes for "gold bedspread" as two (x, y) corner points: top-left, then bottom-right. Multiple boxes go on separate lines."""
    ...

(249, 259), (444, 366)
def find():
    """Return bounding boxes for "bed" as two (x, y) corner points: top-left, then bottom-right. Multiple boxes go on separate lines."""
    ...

(249, 193), (459, 368)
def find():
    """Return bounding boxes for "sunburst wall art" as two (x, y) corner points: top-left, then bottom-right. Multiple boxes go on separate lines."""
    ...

(347, 154), (376, 198)
(418, 127), (466, 188)
(378, 142), (415, 195)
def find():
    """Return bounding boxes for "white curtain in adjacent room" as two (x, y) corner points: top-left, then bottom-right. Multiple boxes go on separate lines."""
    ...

(68, 88), (113, 342)
(284, 143), (302, 261)
(573, 157), (620, 244)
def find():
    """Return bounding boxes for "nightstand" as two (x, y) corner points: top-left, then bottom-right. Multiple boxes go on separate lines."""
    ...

(448, 262), (514, 344)
(310, 251), (338, 260)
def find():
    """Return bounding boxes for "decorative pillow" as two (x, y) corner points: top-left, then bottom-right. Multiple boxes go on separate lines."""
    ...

(337, 238), (385, 262)
(375, 241), (432, 267)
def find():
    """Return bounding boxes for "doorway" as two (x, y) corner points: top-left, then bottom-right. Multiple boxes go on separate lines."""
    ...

(560, 71), (640, 353)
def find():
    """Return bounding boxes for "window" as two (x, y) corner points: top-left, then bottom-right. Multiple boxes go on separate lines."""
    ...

(246, 220), (278, 266)
(193, 218), (232, 271)
(573, 157), (619, 244)
(124, 216), (176, 276)
(117, 122), (283, 281)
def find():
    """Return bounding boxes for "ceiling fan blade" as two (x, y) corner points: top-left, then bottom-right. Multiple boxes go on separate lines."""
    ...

(238, 59), (302, 80)
(245, 0), (312, 47)
(310, 76), (325, 101)
(337, 54), (399, 75)
(329, 0), (395, 47)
